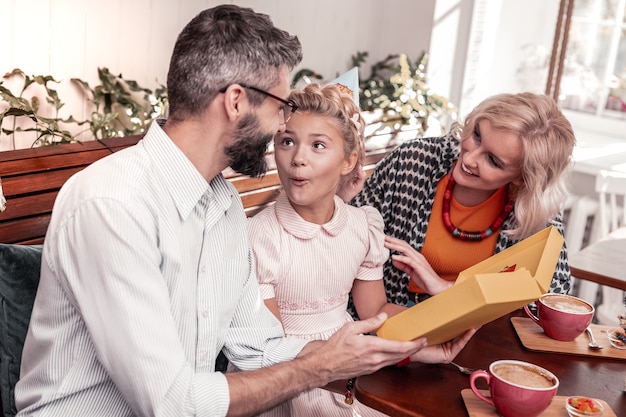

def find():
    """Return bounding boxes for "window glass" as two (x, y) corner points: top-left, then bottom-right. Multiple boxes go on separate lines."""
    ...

(573, 0), (618, 20)
(606, 28), (626, 113)
(560, 0), (626, 119)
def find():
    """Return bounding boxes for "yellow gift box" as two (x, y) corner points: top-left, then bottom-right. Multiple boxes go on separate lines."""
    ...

(376, 226), (564, 345)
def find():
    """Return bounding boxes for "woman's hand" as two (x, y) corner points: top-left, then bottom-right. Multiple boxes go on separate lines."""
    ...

(384, 235), (453, 295)
(409, 328), (477, 364)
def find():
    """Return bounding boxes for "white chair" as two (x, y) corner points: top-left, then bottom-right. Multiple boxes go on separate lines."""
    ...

(591, 170), (626, 325)
(564, 194), (598, 255)
(564, 193), (600, 304)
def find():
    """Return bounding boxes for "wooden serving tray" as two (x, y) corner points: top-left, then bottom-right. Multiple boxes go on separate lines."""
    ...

(511, 317), (626, 360)
(462, 389), (617, 417)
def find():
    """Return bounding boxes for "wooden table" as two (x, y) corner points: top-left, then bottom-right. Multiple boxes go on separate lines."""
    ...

(569, 227), (626, 291)
(354, 310), (626, 417)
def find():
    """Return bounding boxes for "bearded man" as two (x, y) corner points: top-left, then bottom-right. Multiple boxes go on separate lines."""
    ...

(15, 5), (427, 417)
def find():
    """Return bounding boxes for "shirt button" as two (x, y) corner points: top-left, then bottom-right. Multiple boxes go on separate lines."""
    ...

(200, 265), (207, 273)
(202, 310), (209, 318)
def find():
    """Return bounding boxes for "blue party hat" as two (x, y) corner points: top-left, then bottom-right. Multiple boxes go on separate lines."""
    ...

(326, 67), (360, 106)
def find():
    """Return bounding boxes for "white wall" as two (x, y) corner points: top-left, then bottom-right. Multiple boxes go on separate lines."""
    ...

(0, 0), (435, 150)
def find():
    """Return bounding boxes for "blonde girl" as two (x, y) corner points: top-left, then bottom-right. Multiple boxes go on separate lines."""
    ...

(248, 84), (474, 416)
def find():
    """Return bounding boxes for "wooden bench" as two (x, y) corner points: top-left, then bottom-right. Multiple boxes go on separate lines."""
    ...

(0, 136), (395, 245)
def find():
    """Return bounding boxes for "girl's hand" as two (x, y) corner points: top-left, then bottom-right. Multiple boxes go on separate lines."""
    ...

(384, 235), (453, 295)
(409, 328), (477, 364)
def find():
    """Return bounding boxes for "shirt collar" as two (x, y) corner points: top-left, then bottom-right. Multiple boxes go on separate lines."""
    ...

(142, 120), (234, 220)
(275, 193), (348, 239)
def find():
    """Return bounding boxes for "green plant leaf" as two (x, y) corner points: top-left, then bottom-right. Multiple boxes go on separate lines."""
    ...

(2, 107), (38, 121)
(3, 68), (25, 78)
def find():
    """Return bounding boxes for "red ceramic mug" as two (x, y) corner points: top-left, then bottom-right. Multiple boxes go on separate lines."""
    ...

(523, 293), (594, 341)
(469, 360), (559, 417)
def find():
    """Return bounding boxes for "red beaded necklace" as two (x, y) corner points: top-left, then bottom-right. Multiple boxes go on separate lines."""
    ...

(441, 170), (513, 241)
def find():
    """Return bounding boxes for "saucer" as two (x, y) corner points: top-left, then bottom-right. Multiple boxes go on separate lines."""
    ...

(606, 328), (626, 350)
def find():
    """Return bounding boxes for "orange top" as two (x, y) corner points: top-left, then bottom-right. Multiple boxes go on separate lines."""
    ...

(409, 174), (506, 294)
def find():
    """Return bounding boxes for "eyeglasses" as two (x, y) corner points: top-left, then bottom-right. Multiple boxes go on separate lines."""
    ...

(220, 83), (298, 123)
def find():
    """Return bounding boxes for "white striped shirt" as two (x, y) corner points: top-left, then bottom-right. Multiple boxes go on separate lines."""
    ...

(15, 121), (306, 417)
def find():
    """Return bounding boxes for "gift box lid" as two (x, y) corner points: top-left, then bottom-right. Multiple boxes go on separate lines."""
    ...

(376, 226), (564, 345)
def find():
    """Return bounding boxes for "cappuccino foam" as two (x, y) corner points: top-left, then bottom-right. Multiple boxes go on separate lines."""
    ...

(493, 363), (555, 389)
(542, 295), (592, 314)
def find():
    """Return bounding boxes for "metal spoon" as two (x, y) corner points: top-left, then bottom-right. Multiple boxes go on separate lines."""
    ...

(449, 362), (475, 375)
(586, 327), (604, 350)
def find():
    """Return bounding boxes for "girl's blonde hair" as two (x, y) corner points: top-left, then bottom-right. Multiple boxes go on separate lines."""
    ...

(455, 92), (576, 239)
(287, 83), (365, 183)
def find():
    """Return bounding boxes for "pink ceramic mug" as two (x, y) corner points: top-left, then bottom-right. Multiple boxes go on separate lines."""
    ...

(469, 360), (559, 417)
(523, 293), (594, 341)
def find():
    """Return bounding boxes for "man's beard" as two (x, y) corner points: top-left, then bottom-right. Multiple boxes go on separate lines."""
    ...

(225, 113), (275, 178)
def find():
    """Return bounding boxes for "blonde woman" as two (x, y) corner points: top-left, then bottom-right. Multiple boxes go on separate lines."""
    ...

(349, 92), (576, 307)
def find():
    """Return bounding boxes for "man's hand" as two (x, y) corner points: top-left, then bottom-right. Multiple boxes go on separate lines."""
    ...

(301, 313), (427, 382)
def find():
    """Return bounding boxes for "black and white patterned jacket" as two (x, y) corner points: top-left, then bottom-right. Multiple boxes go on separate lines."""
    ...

(351, 132), (571, 308)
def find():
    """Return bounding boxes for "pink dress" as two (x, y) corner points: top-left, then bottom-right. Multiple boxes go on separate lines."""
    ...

(248, 193), (390, 417)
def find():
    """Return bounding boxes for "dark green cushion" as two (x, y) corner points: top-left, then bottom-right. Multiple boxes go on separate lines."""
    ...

(0, 244), (42, 417)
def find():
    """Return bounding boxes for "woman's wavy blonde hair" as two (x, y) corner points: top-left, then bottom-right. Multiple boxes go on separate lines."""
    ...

(453, 92), (576, 239)
(287, 83), (365, 184)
